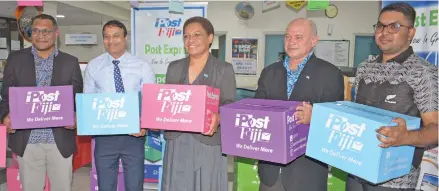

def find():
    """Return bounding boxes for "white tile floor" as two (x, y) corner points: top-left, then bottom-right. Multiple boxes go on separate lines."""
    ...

(70, 155), (235, 191)
(77, 155), (235, 191)
(1, 156), (236, 191)
(0, 166), (93, 191)
(72, 166), (91, 191)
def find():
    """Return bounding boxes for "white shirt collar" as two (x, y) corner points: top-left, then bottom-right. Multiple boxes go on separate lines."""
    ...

(108, 51), (128, 62)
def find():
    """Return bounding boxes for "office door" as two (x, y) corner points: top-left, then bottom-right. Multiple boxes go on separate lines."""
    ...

(264, 34), (284, 68)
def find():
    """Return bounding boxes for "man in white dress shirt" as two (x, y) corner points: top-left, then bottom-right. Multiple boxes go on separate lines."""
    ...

(84, 20), (155, 191)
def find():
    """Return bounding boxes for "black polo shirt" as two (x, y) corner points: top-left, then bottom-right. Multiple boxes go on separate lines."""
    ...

(354, 46), (438, 188)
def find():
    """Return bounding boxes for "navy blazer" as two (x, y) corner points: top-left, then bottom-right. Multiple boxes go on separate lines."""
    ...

(255, 54), (344, 190)
(0, 47), (83, 158)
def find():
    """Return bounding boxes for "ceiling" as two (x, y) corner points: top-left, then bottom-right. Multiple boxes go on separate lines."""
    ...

(0, 1), (121, 26)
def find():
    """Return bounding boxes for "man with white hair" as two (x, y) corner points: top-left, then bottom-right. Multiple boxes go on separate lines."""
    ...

(255, 18), (345, 191)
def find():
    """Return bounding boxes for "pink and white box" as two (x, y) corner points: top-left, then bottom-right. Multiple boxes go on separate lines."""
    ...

(141, 84), (220, 133)
(11, 153), (19, 167)
(7, 166), (50, 191)
(0, 125), (5, 167)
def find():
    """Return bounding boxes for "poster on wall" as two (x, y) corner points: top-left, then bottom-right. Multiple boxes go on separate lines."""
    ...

(262, 1), (280, 13)
(131, 2), (207, 84)
(231, 38), (258, 75)
(382, 1), (438, 67)
(381, 1), (438, 191)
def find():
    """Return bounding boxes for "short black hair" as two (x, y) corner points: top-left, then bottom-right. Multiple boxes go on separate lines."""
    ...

(183, 16), (214, 47)
(103, 20), (127, 37)
(380, 2), (416, 27)
(31, 14), (58, 28)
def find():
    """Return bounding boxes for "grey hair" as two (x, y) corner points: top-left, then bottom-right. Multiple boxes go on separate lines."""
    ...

(288, 18), (318, 36)
(309, 20), (317, 36)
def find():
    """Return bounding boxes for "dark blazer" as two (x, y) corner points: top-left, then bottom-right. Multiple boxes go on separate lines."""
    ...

(163, 54), (236, 145)
(255, 54), (344, 190)
(0, 47), (83, 158)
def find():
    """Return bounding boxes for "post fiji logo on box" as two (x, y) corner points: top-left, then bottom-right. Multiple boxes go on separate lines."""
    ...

(325, 114), (366, 152)
(207, 90), (220, 106)
(236, 114), (271, 143)
(151, 136), (161, 147)
(207, 90), (220, 100)
(13, 171), (23, 189)
(287, 115), (296, 142)
(92, 174), (98, 190)
(92, 97), (127, 121)
(157, 88), (192, 115)
(26, 90), (61, 115)
(287, 115), (295, 125)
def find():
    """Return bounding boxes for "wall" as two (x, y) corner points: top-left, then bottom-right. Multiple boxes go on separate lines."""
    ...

(206, 1), (380, 88)
(56, 1), (380, 87)
(58, 20), (131, 63)
(211, 35), (219, 50)
(58, 25), (105, 63)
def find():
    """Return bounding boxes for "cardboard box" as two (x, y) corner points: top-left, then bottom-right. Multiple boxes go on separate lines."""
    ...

(220, 98), (309, 164)
(144, 131), (163, 184)
(91, 138), (123, 173)
(141, 84), (220, 133)
(306, 101), (421, 184)
(11, 153), (19, 168)
(158, 138), (165, 190)
(9, 86), (74, 129)
(7, 167), (50, 191)
(76, 93), (140, 135)
(416, 148), (438, 191)
(144, 144), (162, 163)
(146, 130), (162, 151)
(0, 125), (5, 167)
(419, 173), (438, 191)
(90, 171), (124, 191)
(144, 130), (162, 162)
(234, 157), (260, 191)
(143, 182), (159, 191)
(327, 166), (347, 191)
(144, 164), (160, 183)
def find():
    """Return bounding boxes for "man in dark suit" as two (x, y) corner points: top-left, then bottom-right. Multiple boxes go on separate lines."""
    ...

(256, 18), (345, 191)
(0, 14), (83, 191)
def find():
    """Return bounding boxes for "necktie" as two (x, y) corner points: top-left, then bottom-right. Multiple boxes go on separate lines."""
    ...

(113, 60), (125, 93)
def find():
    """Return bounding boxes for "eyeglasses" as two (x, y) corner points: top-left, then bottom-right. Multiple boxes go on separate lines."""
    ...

(373, 22), (412, 34)
(31, 28), (56, 36)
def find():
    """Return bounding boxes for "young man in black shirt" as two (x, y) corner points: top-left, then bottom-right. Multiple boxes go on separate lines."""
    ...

(347, 3), (438, 190)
